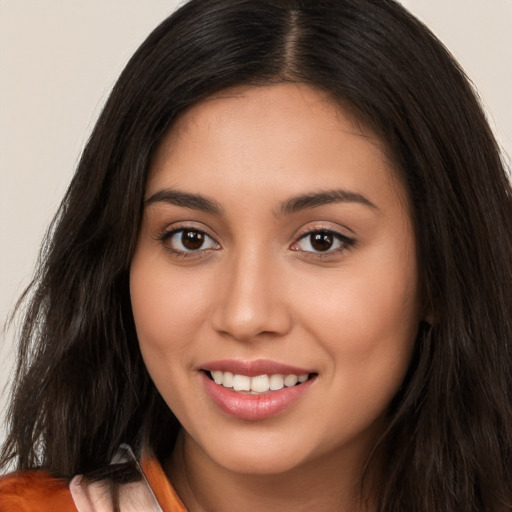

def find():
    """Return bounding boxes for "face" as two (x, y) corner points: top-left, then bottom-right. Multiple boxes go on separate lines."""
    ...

(130, 83), (421, 476)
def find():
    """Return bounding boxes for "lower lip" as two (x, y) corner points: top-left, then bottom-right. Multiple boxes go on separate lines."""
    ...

(200, 372), (316, 421)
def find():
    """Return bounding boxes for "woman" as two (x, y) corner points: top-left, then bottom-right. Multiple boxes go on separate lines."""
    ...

(1, 0), (511, 511)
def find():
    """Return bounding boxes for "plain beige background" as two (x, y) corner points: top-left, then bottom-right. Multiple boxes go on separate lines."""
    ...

(1, 0), (511, 446)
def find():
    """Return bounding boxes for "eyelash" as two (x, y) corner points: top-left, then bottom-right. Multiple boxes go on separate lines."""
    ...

(156, 225), (356, 259)
(157, 225), (220, 259)
(292, 227), (356, 257)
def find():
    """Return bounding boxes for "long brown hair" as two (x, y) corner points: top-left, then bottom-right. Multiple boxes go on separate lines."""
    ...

(2, 1), (511, 510)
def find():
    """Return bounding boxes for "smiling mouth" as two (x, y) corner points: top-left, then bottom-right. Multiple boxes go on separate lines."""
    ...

(204, 370), (316, 394)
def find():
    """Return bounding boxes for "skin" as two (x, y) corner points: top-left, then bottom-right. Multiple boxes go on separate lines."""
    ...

(130, 83), (422, 512)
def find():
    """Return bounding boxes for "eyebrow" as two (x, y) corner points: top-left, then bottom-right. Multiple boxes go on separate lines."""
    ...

(277, 189), (377, 216)
(145, 187), (377, 216)
(145, 189), (223, 215)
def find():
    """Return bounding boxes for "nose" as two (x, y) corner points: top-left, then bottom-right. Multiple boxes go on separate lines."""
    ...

(210, 249), (292, 342)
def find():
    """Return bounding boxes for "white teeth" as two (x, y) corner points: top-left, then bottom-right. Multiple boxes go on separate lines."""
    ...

(223, 372), (234, 388)
(212, 370), (223, 385)
(209, 371), (311, 393)
(251, 375), (270, 393)
(284, 374), (298, 387)
(233, 374), (251, 391)
(269, 374), (284, 390)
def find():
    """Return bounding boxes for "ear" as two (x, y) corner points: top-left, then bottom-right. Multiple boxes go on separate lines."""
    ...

(420, 295), (435, 327)
(419, 286), (435, 326)
(423, 310), (434, 326)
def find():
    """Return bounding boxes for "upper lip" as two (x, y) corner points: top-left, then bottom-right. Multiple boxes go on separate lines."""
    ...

(200, 359), (314, 377)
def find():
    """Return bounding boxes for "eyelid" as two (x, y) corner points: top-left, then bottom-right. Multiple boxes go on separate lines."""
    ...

(290, 223), (356, 255)
(294, 222), (354, 241)
(167, 229), (219, 250)
(156, 222), (221, 258)
(156, 220), (218, 242)
(154, 221), (355, 259)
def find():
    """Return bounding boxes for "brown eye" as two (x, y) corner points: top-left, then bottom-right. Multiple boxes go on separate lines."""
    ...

(182, 230), (205, 250)
(165, 228), (219, 253)
(292, 229), (353, 254)
(310, 232), (334, 252)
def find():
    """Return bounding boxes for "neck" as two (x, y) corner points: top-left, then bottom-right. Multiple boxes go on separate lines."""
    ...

(165, 431), (379, 512)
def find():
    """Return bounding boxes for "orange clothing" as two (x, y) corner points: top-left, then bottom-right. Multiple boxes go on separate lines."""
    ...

(0, 454), (187, 512)
(0, 470), (76, 512)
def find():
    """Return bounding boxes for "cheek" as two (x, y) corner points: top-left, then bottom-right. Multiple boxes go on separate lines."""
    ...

(129, 251), (209, 394)
(131, 256), (205, 346)
(293, 239), (420, 400)
(296, 264), (419, 352)
(129, 256), (209, 422)
(299, 278), (418, 441)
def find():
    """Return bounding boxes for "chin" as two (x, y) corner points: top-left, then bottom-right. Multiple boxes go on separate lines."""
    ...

(216, 448), (309, 476)
(193, 427), (316, 476)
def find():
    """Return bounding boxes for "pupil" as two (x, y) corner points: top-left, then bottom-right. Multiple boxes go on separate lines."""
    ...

(311, 232), (333, 251)
(182, 230), (204, 250)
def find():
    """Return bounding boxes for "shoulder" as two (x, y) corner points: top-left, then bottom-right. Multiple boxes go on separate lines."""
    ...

(0, 470), (77, 512)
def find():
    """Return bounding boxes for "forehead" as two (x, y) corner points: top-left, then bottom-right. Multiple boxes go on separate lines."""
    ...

(171, 83), (359, 137)
(147, 83), (407, 213)
(160, 84), (382, 148)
